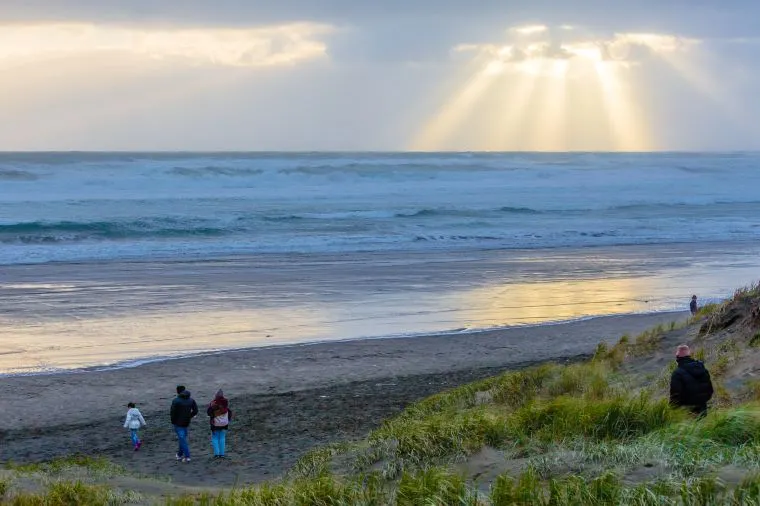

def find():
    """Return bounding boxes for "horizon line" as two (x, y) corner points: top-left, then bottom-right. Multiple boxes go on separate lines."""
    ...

(1, 149), (759, 155)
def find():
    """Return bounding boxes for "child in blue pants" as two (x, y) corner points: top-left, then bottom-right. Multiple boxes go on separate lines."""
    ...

(124, 402), (147, 450)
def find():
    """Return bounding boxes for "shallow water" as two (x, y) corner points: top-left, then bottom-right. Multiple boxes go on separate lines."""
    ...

(1, 241), (758, 374)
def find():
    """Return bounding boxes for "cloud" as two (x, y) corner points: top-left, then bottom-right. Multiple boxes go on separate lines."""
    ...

(602, 33), (700, 62)
(454, 25), (699, 66)
(510, 24), (548, 36)
(0, 22), (333, 67)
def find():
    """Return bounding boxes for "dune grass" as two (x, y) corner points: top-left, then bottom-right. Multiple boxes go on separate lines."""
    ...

(5, 455), (123, 477)
(2, 481), (142, 506)
(0, 456), (139, 505)
(164, 464), (760, 506)
(490, 469), (760, 505)
(353, 359), (679, 473)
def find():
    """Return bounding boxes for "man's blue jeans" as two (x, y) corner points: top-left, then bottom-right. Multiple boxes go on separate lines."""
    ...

(174, 426), (190, 458)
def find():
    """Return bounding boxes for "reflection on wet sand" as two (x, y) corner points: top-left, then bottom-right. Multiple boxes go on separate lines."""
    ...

(0, 306), (334, 374)
(456, 276), (656, 327)
(1, 243), (759, 375)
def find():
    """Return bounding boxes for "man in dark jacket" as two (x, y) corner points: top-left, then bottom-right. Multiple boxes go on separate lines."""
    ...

(170, 385), (198, 462)
(670, 345), (713, 417)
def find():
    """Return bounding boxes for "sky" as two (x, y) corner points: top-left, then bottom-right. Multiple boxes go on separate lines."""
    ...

(1, 0), (759, 151)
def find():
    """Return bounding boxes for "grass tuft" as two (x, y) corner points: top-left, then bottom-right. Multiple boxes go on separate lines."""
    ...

(6, 455), (123, 476)
(6, 481), (140, 506)
(397, 468), (475, 506)
(695, 303), (721, 319)
(288, 442), (351, 479)
(488, 364), (554, 407)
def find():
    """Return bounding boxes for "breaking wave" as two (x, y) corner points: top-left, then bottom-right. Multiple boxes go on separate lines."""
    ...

(0, 219), (231, 244)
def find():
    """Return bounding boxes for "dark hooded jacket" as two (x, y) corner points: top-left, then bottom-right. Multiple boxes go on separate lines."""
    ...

(670, 357), (714, 408)
(170, 390), (199, 427)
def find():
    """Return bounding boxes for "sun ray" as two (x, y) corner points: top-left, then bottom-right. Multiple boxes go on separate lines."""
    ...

(564, 58), (611, 150)
(594, 61), (653, 151)
(653, 50), (749, 131)
(481, 59), (543, 150)
(412, 26), (721, 152)
(409, 57), (505, 150)
(527, 59), (568, 151)
(655, 51), (721, 103)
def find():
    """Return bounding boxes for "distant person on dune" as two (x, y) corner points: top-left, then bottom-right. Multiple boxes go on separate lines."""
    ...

(690, 295), (698, 316)
(207, 389), (232, 459)
(123, 402), (147, 451)
(171, 385), (198, 462)
(670, 345), (713, 417)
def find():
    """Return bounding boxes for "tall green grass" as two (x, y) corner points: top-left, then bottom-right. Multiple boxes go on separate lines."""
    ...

(507, 394), (683, 442)
(490, 470), (760, 506)
(170, 474), (390, 506)
(172, 467), (760, 505)
(4, 481), (141, 506)
(6, 455), (123, 477)
(397, 468), (476, 506)
(342, 359), (687, 477)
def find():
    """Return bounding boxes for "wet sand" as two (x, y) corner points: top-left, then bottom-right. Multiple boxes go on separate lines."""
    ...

(0, 312), (683, 486)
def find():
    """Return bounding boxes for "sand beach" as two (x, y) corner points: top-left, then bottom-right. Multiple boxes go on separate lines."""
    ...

(0, 311), (683, 486)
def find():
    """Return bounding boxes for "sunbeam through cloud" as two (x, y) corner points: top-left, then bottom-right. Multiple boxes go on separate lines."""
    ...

(411, 25), (725, 152)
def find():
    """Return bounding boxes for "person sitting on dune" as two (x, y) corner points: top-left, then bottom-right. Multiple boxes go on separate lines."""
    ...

(670, 344), (713, 417)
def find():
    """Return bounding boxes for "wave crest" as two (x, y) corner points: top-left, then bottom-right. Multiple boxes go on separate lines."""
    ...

(0, 169), (37, 181)
(168, 166), (264, 177)
(0, 219), (231, 244)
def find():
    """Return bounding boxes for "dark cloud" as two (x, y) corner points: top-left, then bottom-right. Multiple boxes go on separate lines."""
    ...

(3, 0), (760, 39)
(3, 0), (760, 67)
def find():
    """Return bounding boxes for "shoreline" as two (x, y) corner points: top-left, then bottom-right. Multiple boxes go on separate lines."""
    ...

(1, 238), (758, 268)
(4, 240), (756, 376)
(0, 309), (684, 379)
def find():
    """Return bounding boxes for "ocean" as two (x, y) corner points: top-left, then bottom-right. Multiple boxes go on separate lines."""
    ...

(1, 152), (759, 374)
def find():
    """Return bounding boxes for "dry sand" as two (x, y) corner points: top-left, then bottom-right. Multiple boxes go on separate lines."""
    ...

(0, 312), (684, 487)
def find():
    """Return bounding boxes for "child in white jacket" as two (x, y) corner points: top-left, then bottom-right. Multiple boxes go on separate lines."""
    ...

(124, 402), (147, 451)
